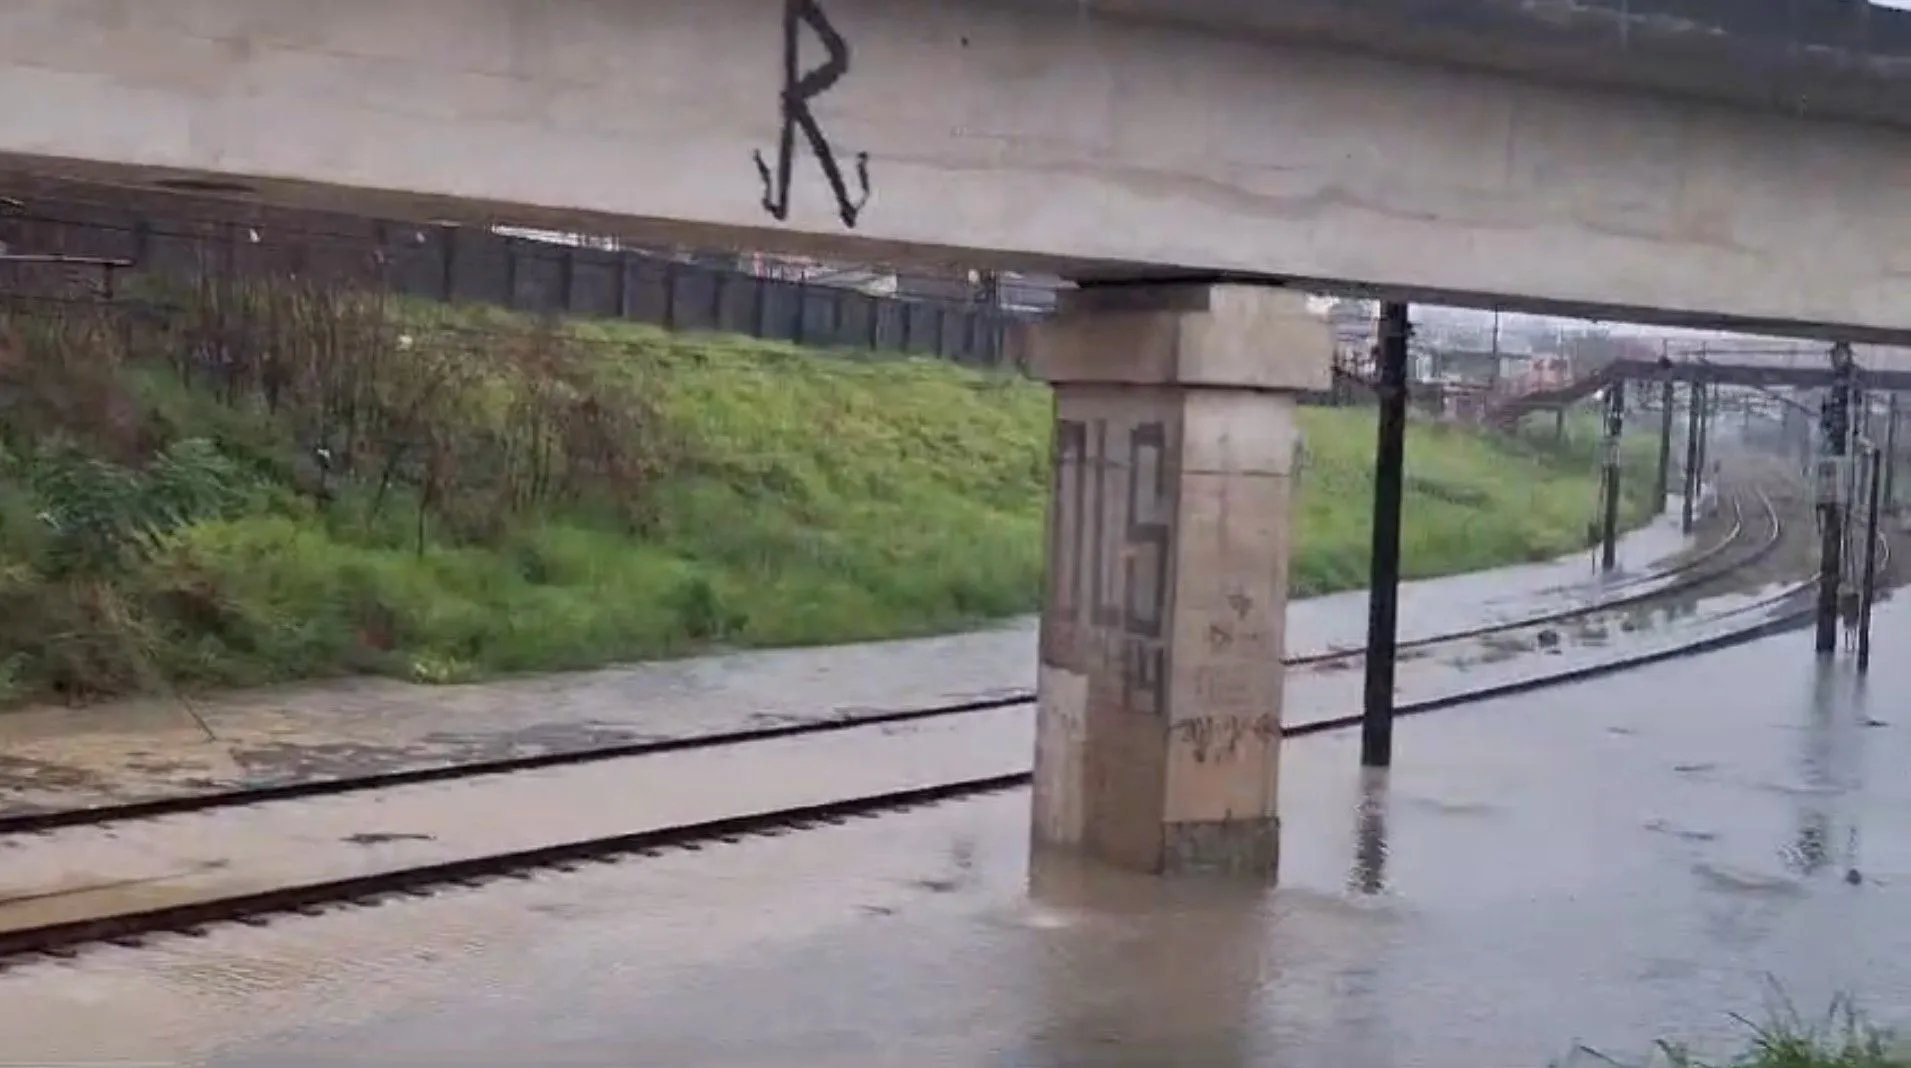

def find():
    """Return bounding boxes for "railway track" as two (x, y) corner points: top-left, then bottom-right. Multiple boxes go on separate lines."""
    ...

(1292, 480), (1781, 671)
(0, 480), (1780, 840)
(0, 477), (1844, 969)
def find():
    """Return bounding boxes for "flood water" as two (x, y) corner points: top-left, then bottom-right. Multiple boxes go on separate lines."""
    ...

(0, 594), (1902, 1067)
(0, 505), (1706, 816)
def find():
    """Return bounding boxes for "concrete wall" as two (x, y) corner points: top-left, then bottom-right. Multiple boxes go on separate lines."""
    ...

(6, 0), (1911, 337)
(1076, 0), (1911, 131)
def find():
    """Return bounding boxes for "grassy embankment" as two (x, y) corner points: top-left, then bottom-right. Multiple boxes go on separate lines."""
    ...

(0, 282), (1658, 705)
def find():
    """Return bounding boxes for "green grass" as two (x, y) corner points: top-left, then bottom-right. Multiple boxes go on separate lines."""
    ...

(0, 285), (1662, 703)
(1293, 404), (1658, 593)
(1571, 996), (1907, 1067)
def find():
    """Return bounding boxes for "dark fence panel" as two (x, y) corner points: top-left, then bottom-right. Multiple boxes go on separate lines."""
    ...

(509, 242), (565, 313)
(903, 304), (937, 354)
(799, 288), (837, 347)
(0, 192), (1033, 367)
(940, 309), (969, 364)
(625, 256), (673, 326)
(753, 280), (796, 343)
(836, 291), (878, 350)
(875, 301), (906, 350)
(571, 249), (622, 318)
(668, 266), (719, 333)
(717, 271), (760, 336)
(450, 228), (510, 305)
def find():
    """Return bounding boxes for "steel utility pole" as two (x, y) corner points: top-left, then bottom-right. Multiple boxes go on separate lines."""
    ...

(1859, 446), (1883, 674)
(1795, 393), (1813, 475)
(1815, 343), (1856, 657)
(1655, 377), (1676, 515)
(1600, 379), (1627, 573)
(1886, 393), (1901, 516)
(1682, 382), (1703, 535)
(1695, 381), (1712, 510)
(1361, 301), (1411, 770)
(1851, 391), (1870, 529)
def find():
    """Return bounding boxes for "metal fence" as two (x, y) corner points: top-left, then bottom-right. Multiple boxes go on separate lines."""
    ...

(0, 191), (1030, 367)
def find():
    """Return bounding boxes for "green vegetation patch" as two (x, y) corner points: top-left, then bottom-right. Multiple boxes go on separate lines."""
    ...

(0, 281), (1655, 705)
(1571, 994), (1907, 1067)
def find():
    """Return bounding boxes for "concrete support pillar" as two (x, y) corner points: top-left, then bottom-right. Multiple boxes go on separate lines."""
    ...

(1029, 284), (1332, 878)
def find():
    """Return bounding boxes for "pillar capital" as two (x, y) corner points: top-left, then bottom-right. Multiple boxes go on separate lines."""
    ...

(1029, 284), (1334, 394)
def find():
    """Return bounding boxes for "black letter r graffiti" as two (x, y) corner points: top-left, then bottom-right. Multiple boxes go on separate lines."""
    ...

(753, 0), (872, 229)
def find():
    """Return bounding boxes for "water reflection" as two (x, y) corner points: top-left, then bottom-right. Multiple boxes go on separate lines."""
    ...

(1781, 663), (1863, 881)
(1847, 674), (1871, 885)
(1019, 850), (1271, 1066)
(1010, 766), (1402, 1067)
(1349, 767), (1391, 897)
(1327, 767), (1398, 1067)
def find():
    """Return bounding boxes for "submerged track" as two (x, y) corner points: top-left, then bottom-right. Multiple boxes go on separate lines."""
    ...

(0, 477), (1856, 968)
(0, 482), (1781, 839)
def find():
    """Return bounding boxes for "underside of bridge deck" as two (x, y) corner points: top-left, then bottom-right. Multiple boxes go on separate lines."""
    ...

(6, 0), (1911, 341)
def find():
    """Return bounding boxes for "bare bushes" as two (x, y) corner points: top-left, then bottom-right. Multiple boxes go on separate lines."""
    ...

(0, 275), (678, 701)
(157, 275), (677, 543)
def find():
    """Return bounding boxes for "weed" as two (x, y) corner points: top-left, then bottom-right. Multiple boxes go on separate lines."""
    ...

(1567, 989), (1906, 1067)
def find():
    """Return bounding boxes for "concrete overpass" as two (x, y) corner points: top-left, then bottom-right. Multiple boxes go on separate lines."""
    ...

(12, 0), (1911, 879)
(8, 0), (1911, 339)
(1491, 345), (1911, 429)
(1612, 349), (1911, 390)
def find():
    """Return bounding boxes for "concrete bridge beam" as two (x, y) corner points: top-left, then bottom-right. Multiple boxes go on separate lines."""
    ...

(1030, 284), (1331, 877)
(8, 1), (1911, 339)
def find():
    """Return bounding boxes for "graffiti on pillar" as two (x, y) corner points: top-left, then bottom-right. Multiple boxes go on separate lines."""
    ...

(1051, 416), (1172, 715)
(1048, 420), (1089, 618)
(1172, 713), (1280, 764)
(1121, 421), (1171, 713)
(753, 0), (872, 229)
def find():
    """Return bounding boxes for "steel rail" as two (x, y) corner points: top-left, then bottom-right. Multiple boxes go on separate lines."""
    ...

(0, 485), (1865, 970)
(0, 485), (1791, 839)
(1291, 481), (1777, 668)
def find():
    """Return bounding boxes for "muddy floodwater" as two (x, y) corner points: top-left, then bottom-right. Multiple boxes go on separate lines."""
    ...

(0, 590), (1901, 1068)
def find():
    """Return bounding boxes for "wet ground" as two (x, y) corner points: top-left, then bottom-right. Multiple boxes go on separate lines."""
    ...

(0, 495), (1728, 816)
(1284, 569), (1812, 711)
(0, 538), (1809, 959)
(0, 596), (1904, 1067)
(0, 704), (1035, 933)
(0, 546), (1801, 945)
